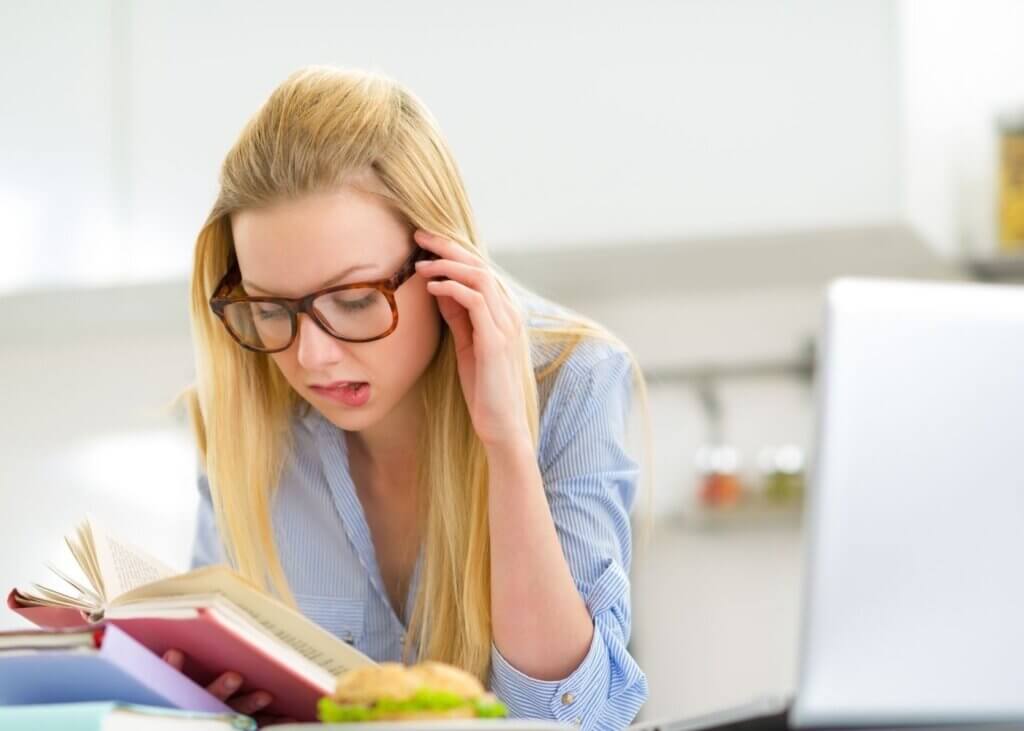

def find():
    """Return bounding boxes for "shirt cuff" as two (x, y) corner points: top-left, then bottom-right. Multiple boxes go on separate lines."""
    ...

(489, 621), (610, 728)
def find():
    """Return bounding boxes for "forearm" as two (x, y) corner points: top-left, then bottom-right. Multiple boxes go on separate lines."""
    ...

(487, 439), (595, 681)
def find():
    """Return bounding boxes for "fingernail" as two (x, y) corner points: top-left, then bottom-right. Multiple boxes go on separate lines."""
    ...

(414, 260), (429, 267)
(255, 691), (272, 706)
(224, 674), (241, 690)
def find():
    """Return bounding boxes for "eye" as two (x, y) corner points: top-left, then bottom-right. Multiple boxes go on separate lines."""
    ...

(255, 304), (286, 319)
(331, 292), (379, 311)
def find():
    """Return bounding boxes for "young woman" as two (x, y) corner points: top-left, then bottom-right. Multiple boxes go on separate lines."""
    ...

(170, 65), (650, 729)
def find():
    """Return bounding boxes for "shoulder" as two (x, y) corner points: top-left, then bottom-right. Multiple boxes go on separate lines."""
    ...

(506, 282), (636, 474)
(506, 280), (634, 400)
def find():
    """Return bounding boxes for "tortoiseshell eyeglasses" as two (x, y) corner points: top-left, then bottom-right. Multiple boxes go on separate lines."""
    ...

(209, 246), (439, 353)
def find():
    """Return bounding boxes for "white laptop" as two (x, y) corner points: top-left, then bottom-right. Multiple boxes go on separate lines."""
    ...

(633, 278), (1024, 731)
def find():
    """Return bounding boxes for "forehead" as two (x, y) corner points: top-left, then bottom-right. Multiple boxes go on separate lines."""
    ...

(229, 186), (411, 295)
(231, 186), (408, 255)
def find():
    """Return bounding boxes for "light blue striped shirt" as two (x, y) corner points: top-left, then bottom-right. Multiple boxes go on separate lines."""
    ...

(190, 287), (648, 729)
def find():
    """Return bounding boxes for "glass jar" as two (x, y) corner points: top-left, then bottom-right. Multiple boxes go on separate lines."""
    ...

(694, 445), (744, 509)
(757, 444), (805, 504)
(998, 108), (1024, 252)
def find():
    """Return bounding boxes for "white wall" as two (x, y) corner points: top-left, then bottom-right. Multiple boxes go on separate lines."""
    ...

(0, 1), (121, 291)
(2, 0), (901, 293)
(898, 0), (1024, 257)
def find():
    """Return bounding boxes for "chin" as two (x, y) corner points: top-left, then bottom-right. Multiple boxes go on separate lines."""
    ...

(317, 404), (381, 432)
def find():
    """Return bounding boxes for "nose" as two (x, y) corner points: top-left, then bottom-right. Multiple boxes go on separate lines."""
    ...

(295, 313), (346, 371)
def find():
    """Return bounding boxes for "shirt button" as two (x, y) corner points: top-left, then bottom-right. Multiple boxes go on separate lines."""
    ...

(561, 692), (575, 705)
(342, 631), (354, 643)
(572, 718), (582, 726)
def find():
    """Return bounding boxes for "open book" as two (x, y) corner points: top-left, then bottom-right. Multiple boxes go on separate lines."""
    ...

(8, 517), (376, 721)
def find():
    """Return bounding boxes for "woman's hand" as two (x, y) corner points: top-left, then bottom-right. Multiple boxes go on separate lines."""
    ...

(162, 648), (296, 727)
(413, 229), (533, 453)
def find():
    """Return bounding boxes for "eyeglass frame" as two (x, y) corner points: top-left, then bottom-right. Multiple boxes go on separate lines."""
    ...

(209, 245), (440, 353)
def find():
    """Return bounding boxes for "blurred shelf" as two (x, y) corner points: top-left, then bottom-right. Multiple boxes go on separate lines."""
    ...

(1, 278), (191, 343)
(966, 252), (1024, 282)
(496, 224), (971, 382)
(494, 223), (968, 302)
(644, 345), (815, 385)
(676, 497), (804, 533)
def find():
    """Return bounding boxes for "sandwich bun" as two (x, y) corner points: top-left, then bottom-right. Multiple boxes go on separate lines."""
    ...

(319, 659), (508, 723)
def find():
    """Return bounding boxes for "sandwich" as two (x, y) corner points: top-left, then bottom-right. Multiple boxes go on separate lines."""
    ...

(318, 660), (508, 722)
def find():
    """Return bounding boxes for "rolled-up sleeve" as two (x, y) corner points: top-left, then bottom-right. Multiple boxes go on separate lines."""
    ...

(190, 465), (225, 569)
(488, 345), (649, 729)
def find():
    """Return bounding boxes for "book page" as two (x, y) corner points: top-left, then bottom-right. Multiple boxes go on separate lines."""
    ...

(88, 515), (177, 599)
(17, 525), (105, 609)
(70, 525), (105, 600)
(115, 565), (376, 676)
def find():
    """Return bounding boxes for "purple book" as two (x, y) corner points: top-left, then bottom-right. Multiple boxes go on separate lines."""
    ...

(0, 622), (233, 714)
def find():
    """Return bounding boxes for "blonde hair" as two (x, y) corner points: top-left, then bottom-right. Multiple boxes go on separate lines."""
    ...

(173, 65), (651, 684)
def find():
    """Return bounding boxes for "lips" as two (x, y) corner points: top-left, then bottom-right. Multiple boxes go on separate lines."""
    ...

(310, 380), (371, 407)
(310, 381), (367, 389)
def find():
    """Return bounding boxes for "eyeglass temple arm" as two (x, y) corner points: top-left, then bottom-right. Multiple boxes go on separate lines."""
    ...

(388, 246), (439, 289)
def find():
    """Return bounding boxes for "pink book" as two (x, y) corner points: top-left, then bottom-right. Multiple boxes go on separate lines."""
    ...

(8, 518), (376, 722)
(8, 589), (361, 722)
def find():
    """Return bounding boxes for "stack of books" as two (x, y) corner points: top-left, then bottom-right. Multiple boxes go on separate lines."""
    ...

(1, 517), (378, 728)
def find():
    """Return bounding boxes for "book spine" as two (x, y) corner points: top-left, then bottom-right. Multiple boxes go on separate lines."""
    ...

(6, 589), (93, 629)
(0, 700), (115, 730)
(98, 624), (234, 715)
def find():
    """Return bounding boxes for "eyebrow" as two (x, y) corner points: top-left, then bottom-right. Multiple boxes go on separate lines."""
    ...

(242, 263), (376, 295)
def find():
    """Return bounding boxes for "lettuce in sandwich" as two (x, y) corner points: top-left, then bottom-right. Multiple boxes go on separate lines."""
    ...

(319, 660), (508, 722)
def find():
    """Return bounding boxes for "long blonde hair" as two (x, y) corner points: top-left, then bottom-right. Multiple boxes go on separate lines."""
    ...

(175, 65), (651, 683)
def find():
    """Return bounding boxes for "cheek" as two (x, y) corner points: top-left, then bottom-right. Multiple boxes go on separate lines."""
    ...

(402, 284), (441, 333)
(390, 285), (443, 363)
(269, 351), (300, 382)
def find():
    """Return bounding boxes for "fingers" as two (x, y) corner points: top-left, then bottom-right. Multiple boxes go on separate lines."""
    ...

(415, 257), (515, 332)
(162, 648), (184, 671)
(229, 690), (275, 716)
(425, 279), (501, 351)
(412, 229), (522, 335)
(161, 651), (274, 718)
(431, 283), (474, 353)
(206, 671), (245, 701)
(413, 229), (484, 268)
